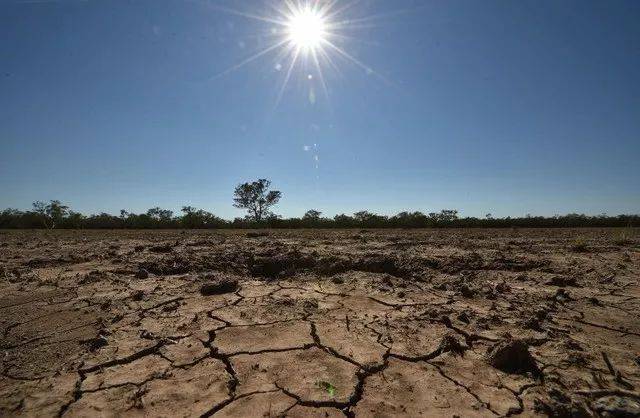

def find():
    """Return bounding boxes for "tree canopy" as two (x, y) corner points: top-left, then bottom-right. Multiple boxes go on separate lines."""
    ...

(233, 179), (282, 222)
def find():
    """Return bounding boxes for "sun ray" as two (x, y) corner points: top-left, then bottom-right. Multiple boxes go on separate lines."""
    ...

(321, 38), (391, 84)
(317, 0), (341, 16)
(317, 46), (342, 78)
(324, 32), (382, 47)
(323, 0), (363, 21)
(330, 8), (414, 28)
(275, 46), (301, 108)
(311, 48), (330, 102)
(211, 39), (289, 80)
(203, 3), (287, 26)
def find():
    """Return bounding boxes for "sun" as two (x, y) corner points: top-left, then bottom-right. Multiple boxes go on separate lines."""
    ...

(286, 8), (326, 50)
(212, 0), (384, 106)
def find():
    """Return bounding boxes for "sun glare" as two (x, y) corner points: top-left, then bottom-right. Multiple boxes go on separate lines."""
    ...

(212, 1), (384, 106)
(287, 8), (326, 50)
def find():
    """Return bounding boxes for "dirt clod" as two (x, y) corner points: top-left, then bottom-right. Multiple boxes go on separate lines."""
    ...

(135, 268), (149, 279)
(84, 334), (109, 351)
(547, 276), (579, 287)
(592, 396), (640, 418)
(437, 333), (467, 356)
(246, 231), (269, 238)
(200, 278), (239, 295)
(486, 339), (540, 376)
(149, 244), (173, 253)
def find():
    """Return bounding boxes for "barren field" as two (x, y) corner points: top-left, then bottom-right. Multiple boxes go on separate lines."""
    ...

(1, 228), (639, 417)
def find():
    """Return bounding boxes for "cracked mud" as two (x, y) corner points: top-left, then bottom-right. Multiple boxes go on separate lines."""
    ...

(1, 228), (639, 417)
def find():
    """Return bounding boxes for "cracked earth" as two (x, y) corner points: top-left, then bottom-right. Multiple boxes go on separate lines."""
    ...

(1, 228), (639, 417)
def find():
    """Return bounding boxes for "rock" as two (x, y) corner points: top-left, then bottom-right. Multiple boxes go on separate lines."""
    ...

(486, 339), (540, 376)
(135, 268), (149, 279)
(592, 396), (640, 418)
(200, 278), (239, 295)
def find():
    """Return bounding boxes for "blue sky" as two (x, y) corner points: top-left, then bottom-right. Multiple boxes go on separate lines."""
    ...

(1, 0), (638, 219)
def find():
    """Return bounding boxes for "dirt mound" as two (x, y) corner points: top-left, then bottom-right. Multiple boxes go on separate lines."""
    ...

(248, 251), (315, 278)
(149, 243), (174, 253)
(200, 276), (239, 295)
(547, 275), (579, 287)
(246, 231), (269, 238)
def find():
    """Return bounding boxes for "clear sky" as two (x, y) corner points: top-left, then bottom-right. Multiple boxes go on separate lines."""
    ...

(1, 0), (639, 219)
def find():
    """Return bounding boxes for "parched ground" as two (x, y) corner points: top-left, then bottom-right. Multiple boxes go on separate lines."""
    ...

(1, 228), (639, 417)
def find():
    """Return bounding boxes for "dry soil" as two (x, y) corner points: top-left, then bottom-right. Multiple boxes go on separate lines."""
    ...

(1, 228), (639, 417)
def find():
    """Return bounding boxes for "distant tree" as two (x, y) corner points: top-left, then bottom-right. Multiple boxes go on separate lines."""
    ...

(63, 211), (85, 229)
(353, 211), (374, 223)
(392, 211), (429, 228)
(180, 206), (225, 228)
(0, 209), (24, 229)
(333, 214), (354, 228)
(233, 179), (282, 222)
(440, 209), (459, 222)
(84, 212), (121, 229)
(146, 207), (173, 222)
(353, 210), (388, 227)
(428, 209), (459, 226)
(303, 209), (322, 220)
(32, 200), (69, 229)
(180, 206), (196, 228)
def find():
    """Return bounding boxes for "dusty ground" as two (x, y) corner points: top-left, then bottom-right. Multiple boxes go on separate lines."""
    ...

(1, 228), (639, 417)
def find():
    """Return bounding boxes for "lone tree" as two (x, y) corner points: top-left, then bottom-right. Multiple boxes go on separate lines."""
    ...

(32, 200), (69, 229)
(303, 209), (322, 220)
(233, 179), (282, 222)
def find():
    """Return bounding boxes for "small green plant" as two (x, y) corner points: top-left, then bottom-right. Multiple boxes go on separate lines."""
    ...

(316, 380), (336, 396)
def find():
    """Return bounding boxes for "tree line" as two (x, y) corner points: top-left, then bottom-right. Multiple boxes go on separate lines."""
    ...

(1, 179), (637, 229)
(0, 201), (637, 229)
